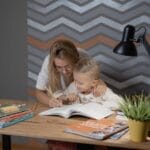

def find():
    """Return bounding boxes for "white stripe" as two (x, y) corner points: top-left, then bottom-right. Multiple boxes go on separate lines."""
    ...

(28, 0), (149, 14)
(28, 71), (38, 81)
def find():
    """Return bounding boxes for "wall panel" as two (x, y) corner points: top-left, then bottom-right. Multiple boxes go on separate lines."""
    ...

(27, 0), (150, 98)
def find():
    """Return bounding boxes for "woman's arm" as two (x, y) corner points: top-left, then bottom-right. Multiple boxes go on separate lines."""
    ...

(35, 89), (62, 107)
(35, 89), (50, 106)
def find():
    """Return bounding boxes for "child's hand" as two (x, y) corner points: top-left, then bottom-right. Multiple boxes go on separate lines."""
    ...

(57, 95), (67, 101)
(48, 97), (63, 107)
(93, 80), (107, 97)
(57, 93), (79, 104)
(66, 93), (79, 104)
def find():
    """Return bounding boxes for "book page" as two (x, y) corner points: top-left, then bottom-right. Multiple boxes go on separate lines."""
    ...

(39, 102), (113, 119)
(39, 103), (82, 118)
(70, 102), (113, 120)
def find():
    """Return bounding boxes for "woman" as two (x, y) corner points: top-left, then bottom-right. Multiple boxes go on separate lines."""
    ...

(36, 39), (107, 150)
(36, 39), (106, 107)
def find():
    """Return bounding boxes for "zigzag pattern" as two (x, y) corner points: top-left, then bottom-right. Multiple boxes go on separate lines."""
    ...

(27, 35), (118, 49)
(27, 6), (150, 27)
(28, 25), (150, 42)
(27, 34), (150, 49)
(27, 0), (150, 14)
(27, 16), (150, 32)
(27, 0), (150, 97)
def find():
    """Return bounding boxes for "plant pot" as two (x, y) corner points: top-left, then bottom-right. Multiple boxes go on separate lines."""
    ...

(128, 119), (149, 142)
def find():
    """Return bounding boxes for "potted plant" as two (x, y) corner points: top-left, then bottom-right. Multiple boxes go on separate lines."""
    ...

(119, 94), (150, 142)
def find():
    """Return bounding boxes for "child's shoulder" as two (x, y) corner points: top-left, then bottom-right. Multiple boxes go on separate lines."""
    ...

(67, 82), (76, 89)
(103, 87), (123, 100)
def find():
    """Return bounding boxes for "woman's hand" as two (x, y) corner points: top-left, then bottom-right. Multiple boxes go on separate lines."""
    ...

(93, 80), (107, 97)
(48, 97), (63, 107)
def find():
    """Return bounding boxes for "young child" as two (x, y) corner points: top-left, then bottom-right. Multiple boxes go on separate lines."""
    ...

(57, 57), (123, 110)
(47, 58), (122, 150)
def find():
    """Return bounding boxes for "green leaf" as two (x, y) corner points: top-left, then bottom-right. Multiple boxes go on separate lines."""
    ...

(119, 94), (150, 121)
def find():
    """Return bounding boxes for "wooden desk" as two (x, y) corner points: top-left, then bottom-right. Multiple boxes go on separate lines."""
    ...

(0, 100), (149, 150)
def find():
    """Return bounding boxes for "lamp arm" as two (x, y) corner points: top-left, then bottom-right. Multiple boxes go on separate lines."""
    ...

(135, 25), (150, 56)
(143, 37), (150, 55)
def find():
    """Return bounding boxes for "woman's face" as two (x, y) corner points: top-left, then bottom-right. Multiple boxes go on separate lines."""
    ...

(54, 57), (73, 77)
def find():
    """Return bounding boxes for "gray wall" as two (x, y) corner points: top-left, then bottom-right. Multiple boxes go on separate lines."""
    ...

(27, 0), (150, 96)
(0, 0), (27, 100)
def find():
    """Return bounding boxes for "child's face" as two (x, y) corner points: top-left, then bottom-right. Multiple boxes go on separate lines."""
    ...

(73, 72), (95, 93)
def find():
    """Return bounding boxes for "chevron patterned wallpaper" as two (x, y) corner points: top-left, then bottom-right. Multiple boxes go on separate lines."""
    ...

(27, 0), (150, 98)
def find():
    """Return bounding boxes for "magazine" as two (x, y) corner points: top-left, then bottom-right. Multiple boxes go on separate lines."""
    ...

(39, 102), (113, 120)
(0, 112), (33, 128)
(64, 117), (128, 140)
(0, 110), (33, 122)
(110, 128), (128, 139)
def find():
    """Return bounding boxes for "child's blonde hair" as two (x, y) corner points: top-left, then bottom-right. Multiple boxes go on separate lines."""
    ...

(73, 57), (100, 80)
(48, 39), (79, 93)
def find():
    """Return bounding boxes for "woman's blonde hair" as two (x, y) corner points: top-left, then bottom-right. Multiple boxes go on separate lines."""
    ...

(73, 57), (100, 80)
(48, 39), (79, 93)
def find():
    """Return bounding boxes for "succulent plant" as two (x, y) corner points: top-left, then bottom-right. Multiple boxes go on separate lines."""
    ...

(119, 94), (150, 121)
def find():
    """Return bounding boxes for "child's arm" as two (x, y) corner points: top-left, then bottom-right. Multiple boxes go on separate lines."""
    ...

(66, 93), (80, 104)
(92, 79), (107, 97)
(57, 93), (80, 105)
(57, 82), (80, 104)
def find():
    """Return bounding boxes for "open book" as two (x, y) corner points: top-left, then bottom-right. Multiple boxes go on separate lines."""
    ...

(39, 102), (113, 120)
(64, 117), (128, 140)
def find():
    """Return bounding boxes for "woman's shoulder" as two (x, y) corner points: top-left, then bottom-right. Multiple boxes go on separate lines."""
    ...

(40, 54), (50, 71)
(44, 54), (50, 62)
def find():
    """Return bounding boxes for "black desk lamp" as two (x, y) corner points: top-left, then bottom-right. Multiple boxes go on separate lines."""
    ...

(113, 25), (150, 56)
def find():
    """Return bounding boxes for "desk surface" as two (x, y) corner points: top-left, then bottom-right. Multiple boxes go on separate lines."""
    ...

(0, 99), (149, 150)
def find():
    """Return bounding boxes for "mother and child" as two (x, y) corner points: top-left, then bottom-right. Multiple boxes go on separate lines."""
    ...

(35, 39), (123, 150)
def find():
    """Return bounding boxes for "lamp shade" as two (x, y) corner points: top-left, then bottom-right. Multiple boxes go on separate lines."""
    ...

(113, 41), (137, 56)
(113, 25), (138, 56)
